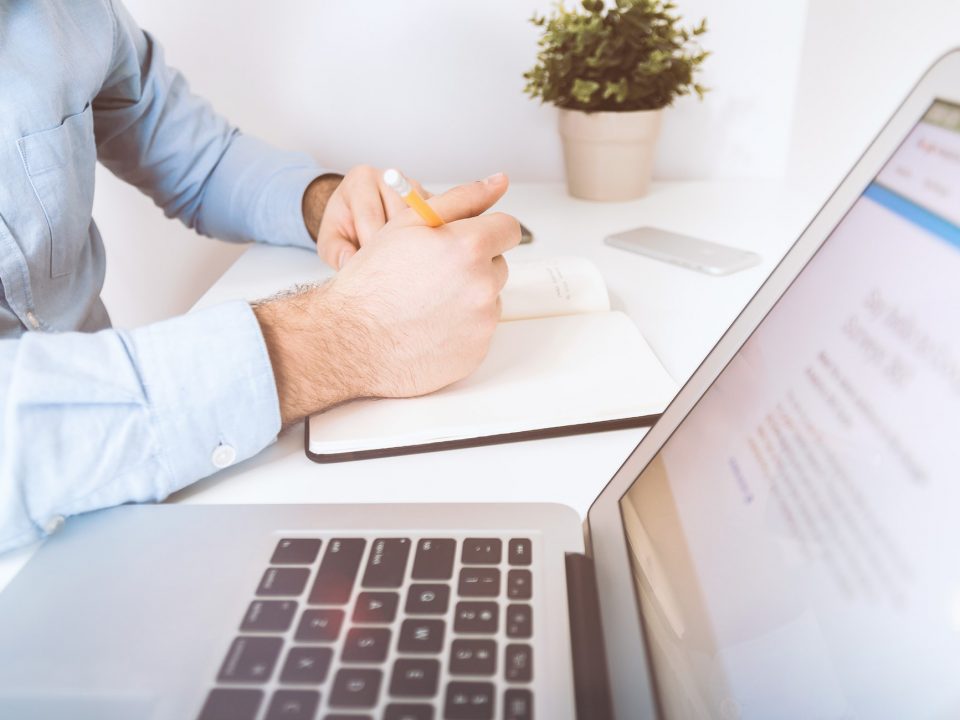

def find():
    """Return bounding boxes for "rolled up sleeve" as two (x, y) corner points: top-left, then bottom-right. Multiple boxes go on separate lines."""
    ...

(196, 133), (322, 250)
(93, 0), (324, 250)
(0, 301), (282, 553)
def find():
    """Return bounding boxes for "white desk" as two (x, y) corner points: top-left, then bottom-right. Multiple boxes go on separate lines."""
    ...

(0, 181), (817, 591)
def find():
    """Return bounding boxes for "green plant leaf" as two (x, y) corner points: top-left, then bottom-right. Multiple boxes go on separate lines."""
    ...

(571, 78), (601, 105)
(523, 0), (709, 112)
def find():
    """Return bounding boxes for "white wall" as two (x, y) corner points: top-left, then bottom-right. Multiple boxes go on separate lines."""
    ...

(123, 0), (806, 182)
(95, 1), (960, 328)
(97, 0), (808, 327)
(788, 0), (960, 199)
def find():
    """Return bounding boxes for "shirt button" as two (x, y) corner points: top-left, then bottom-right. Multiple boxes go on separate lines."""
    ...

(211, 443), (237, 469)
(43, 515), (65, 535)
(25, 311), (40, 330)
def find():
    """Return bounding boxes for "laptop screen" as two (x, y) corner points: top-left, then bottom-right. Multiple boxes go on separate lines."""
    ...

(619, 99), (960, 719)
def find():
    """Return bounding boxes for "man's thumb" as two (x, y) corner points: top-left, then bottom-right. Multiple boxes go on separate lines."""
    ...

(418, 173), (509, 224)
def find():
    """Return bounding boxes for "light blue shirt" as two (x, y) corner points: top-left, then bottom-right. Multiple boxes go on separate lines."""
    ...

(0, 1), (324, 552)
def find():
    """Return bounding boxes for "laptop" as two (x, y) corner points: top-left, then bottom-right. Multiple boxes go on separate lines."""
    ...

(1, 50), (959, 720)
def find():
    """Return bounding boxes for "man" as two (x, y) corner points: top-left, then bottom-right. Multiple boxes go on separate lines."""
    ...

(0, 2), (518, 552)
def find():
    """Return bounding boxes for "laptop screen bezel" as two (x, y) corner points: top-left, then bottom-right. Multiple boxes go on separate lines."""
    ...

(583, 48), (960, 719)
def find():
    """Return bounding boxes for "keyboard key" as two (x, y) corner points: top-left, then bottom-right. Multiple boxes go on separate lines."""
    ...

(504, 688), (533, 720)
(342, 627), (391, 663)
(507, 539), (531, 566)
(217, 636), (282, 683)
(265, 689), (320, 720)
(271, 538), (322, 565)
(453, 602), (498, 634)
(240, 600), (297, 633)
(449, 639), (497, 676)
(506, 570), (531, 600)
(397, 619), (445, 653)
(405, 584), (450, 615)
(279, 646), (333, 684)
(458, 568), (500, 598)
(444, 682), (495, 720)
(385, 704), (434, 720)
(329, 668), (382, 708)
(198, 688), (262, 720)
(505, 604), (532, 639)
(362, 538), (411, 588)
(295, 609), (344, 642)
(411, 539), (456, 580)
(309, 539), (366, 605)
(461, 539), (502, 565)
(389, 658), (440, 697)
(504, 644), (533, 682)
(353, 591), (399, 623)
(257, 567), (310, 597)
(324, 716), (372, 720)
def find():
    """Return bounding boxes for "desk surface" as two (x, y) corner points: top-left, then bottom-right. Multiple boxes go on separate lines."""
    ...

(0, 180), (817, 592)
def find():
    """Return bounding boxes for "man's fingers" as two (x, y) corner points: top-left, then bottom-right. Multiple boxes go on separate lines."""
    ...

(453, 211), (522, 259)
(352, 193), (387, 246)
(491, 254), (509, 291)
(378, 182), (408, 219)
(398, 173), (508, 226)
(318, 233), (359, 270)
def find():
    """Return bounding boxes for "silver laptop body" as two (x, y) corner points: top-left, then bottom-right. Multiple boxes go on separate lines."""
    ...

(1, 49), (959, 720)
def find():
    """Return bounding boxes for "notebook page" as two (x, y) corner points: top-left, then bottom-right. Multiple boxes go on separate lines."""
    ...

(500, 257), (610, 321)
(308, 311), (677, 455)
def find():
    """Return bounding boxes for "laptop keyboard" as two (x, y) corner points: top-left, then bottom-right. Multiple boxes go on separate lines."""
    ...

(197, 536), (535, 720)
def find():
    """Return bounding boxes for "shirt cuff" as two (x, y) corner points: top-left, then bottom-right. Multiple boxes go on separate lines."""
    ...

(198, 132), (327, 251)
(132, 300), (282, 492)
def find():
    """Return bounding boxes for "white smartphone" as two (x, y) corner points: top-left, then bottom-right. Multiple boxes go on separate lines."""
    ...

(604, 226), (762, 276)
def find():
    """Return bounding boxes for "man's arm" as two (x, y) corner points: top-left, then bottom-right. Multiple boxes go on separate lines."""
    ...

(92, 1), (440, 271)
(258, 175), (518, 426)
(0, 301), (281, 553)
(0, 175), (518, 553)
(92, 0), (324, 249)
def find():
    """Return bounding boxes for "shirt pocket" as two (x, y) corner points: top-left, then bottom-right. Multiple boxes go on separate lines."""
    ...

(18, 104), (97, 278)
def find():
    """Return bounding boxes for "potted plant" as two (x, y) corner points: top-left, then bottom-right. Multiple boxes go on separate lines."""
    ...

(524, 0), (708, 201)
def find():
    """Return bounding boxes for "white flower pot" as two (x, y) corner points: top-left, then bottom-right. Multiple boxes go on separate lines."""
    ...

(558, 108), (663, 201)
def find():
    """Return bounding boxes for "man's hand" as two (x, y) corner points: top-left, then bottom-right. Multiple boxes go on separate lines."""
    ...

(258, 173), (519, 425)
(303, 165), (431, 271)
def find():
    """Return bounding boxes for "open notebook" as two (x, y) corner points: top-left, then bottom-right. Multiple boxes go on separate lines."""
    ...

(306, 257), (678, 462)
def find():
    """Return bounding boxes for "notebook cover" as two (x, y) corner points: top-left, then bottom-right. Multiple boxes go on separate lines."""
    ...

(304, 413), (660, 463)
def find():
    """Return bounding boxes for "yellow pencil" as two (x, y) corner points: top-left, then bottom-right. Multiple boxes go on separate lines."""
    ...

(383, 168), (444, 227)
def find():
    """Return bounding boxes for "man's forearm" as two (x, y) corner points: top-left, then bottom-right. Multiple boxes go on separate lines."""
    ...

(253, 284), (374, 426)
(0, 302), (282, 551)
(302, 173), (344, 242)
(252, 173), (517, 429)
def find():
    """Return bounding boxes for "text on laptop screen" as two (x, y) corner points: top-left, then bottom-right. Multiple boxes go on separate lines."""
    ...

(619, 99), (960, 719)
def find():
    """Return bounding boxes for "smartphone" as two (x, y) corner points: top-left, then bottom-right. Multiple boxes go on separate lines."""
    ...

(604, 226), (761, 276)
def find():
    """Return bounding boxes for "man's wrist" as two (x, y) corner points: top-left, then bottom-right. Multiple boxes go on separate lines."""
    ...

(302, 173), (344, 242)
(252, 285), (372, 426)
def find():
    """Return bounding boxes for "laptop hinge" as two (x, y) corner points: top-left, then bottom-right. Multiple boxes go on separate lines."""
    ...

(565, 552), (614, 720)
